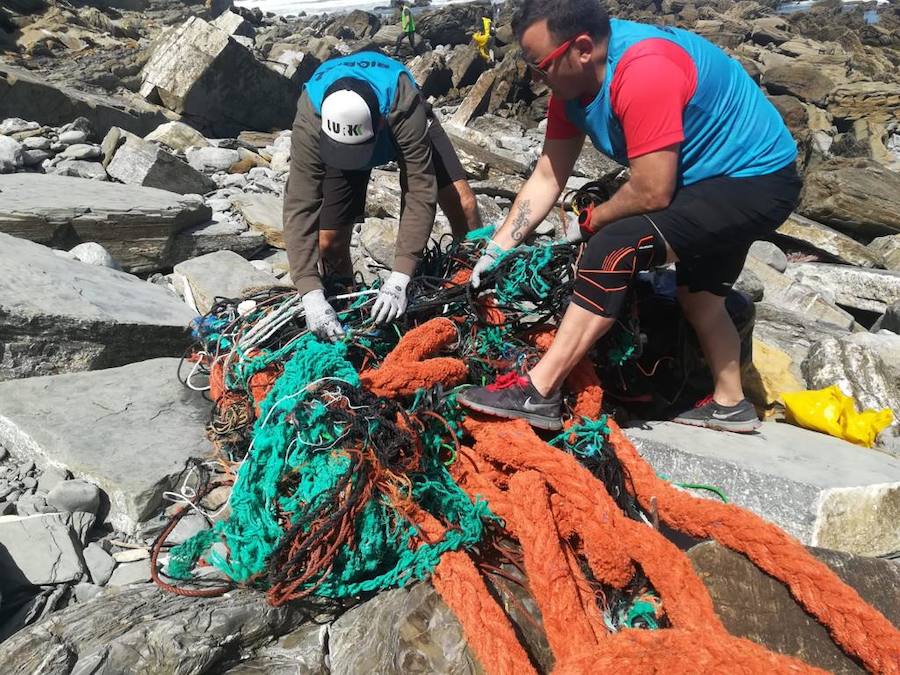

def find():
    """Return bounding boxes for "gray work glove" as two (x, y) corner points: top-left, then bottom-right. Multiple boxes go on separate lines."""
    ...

(302, 289), (344, 342)
(371, 271), (411, 324)
(470, 241), (507, 289)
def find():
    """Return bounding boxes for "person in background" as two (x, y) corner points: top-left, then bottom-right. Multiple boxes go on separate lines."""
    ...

(458, 0), (800, 433)
(394, 1), (425, 56)
(283, 50), (481, 342)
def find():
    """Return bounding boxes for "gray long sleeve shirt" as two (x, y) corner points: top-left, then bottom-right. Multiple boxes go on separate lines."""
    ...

(282, 75), (437, 295)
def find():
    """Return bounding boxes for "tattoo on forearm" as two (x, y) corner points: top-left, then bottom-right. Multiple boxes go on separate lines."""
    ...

(509, 200), (532, 243)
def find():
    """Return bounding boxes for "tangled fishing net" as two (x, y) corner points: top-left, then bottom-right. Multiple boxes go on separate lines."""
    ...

(159, 230), (900, 673)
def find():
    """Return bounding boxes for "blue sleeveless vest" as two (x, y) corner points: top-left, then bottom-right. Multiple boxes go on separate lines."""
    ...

(565, 19), (797, 185)
(305, 52), (416, 169)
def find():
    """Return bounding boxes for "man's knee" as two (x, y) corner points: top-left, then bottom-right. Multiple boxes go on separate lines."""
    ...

(319, 229), (350, 257)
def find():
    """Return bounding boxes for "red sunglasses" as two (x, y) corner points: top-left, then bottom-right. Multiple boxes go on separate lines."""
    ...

(527, 32), (590, 76)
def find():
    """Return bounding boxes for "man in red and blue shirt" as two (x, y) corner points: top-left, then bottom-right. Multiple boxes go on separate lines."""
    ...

(459, 0), (801, 432)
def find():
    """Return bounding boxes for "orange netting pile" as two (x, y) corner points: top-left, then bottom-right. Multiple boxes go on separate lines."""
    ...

(366, 318), (900, 674)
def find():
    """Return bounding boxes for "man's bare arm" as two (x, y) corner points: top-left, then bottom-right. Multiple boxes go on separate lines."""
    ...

(585, 145), (679, 230)
(491, 133), (585, 249)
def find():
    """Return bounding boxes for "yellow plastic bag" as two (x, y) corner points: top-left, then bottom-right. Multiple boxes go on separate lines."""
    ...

(782, 385), (894, 448)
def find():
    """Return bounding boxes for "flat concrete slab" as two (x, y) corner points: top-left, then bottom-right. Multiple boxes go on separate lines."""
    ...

(624, 421), (900, 548)
(0, 358), (213, 534)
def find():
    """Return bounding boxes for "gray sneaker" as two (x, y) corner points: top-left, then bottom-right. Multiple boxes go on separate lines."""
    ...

(457, 372), (563, 430)
(672, 396), (760, 433)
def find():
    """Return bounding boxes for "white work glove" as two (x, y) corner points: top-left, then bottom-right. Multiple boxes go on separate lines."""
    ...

(371, 271), (411, 325)
(563, 211), (585, 244)
(302, 289), (344, 342)
(470, 241), (506, 289)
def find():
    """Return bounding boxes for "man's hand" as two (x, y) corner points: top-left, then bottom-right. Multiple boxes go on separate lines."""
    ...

(371, 271), (411, 324)
(470, 241), (507, 289)
(302, 289), (344, 342)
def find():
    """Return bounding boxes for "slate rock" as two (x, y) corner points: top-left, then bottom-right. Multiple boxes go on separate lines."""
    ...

(59, 143), (101, 160)
(875, 302), (900, 334)
(625, 421), (900, 545)
(106, 559), (151, 587)
(786, 263), (900, 314)
(47, 479), (101, 515)
(107, 137), (216, 196)
(776, 212), (884, 268)
(21, 148), (51, 166)
(0, 118), (39, 135)
(212, 9), (256, 38)
(222, 624), (328, 674)
(763, 63), (834, 105)
(0, 134), (23, 173)
(138, 17), (298, 137)
(0, 233), (196, 380)
(688, 541), (900, 674)
(0, 585), (309, 673)
(329, 583), (480, 674)
(74, 583), (103, 603)
(49, 158), (109, 180)
(35, 466), (70, 494)
(0, 359), (215, 534)
(868, 234), (900, 272)
(232, 193), (284, 248)
(174, 250), (284, 314)
(167, 216), (267, 266)
(57, 130), (87, 146)
(324, 9), (380, 40)
(82, 543), (115, 586)
(0, 513), (86, 589)
(186, 146), (241, 173)
(748, 240), (788, 273)
(144, 120), (210, 152)
(22, 136), (51, 151)
(416, 3), (485, 46)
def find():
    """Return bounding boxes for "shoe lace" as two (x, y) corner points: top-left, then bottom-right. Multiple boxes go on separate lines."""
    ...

(486, 372), (529, 392)
(694, 394), (715, 408)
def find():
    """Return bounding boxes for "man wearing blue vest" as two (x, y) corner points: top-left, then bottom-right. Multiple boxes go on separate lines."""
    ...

(283, 51), (479, 341)
(458, 0), (801, 432)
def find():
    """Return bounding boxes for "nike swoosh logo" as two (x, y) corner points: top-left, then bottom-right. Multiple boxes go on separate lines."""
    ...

(522, 397), (545, 412)
(712, 409), (744, 420)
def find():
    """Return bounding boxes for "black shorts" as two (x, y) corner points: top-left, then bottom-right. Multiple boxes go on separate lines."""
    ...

(319, 114), (467, 231)
(657, 164), (802, 295)
(571, 163), (802, 317)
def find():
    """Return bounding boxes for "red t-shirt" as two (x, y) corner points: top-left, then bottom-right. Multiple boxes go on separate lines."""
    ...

(545, 38), (698, 159)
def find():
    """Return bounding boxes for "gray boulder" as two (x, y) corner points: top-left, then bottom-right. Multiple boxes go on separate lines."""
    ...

(82, 543), (115, 586)
(139, 17), (298, 137)
(0, 513), (86, 589)
(211, 10), (255, 38)
(688, 542), (900, 674)
(408, 51), (453, 100)
(0, 233), (196, 381)
(625, 420), (900, 550)
(232, 193), (284, 248)
(107, 137), (217, 196)
(47, 480), (102, 515)
(186, 146), (240, 173)
(143, 121), (210, 153)
(49, 159), (109, 181)
(786, 263), (900, 314)
(68, 242), (120, 269)
(59, 143), (101, 160)
(416, 3), (484, 46)
(0, 173), (211, 273)
(748, 240), (788, 272)
(167, 216), (267, 266)
(173, 250), (284, 314)
(0, 134), (23, 173)
(763, 64), (834, 105)
(0, 65), (169, 138)
(868, 234), (900, 272)
(0, 358), (213, 534)
(776, 212), (884, 268)
(0, 585), (309, 673)
(799, 158), (900, 239)
(324, 9), (380, 41)
(265, 44), (320, 88)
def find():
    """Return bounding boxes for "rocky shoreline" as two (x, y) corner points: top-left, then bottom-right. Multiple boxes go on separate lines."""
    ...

(0, 0), (899, 671)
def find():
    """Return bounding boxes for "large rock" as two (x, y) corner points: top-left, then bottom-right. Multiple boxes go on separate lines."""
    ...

(329, 583), (479, 674)
(168, 217), (267, 266)
(408, 51), (453, 100)
(221, 623), (328, 674)
(0, 584), (309, 674)
(449, 67), (497, 129)
(0, 359), (212, 533)
(869, 234), (900, 272)
(0, 65), (170, 138)
(801, 337), (900, 433)
(416, 3), (487, 47)
(211, 9), (255, 38)
(0, 134), (23, 173)
(232, 193), (284, 248)
(144, 121), (210, 152)
(173, 251), (284, 314)
(742, 256), (856, 330)
(446, 44), (487, 90)
(763, 64), (834, 106)
(0, 513), (87, 590)
(266, 44), (320, 88)
(798, 158), (900, 239)
(776, 213), (884, 268)
(625, 421), (900, 548)
(0, 233), (195, 381)
(688, 541), (900, 674)
(139, 17), (298, 137)
(0, 174), (211, 274)
(753, 302), (854, 383)
(827, 80), (900, 124)
(323, 9), (380, 41)
(786, 263), (900, 314)
(107, 137), (216, 196)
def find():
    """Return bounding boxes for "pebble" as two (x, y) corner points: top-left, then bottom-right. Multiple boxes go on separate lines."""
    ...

(57, 130), (88, 145)
(60, 143), (101, 160)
